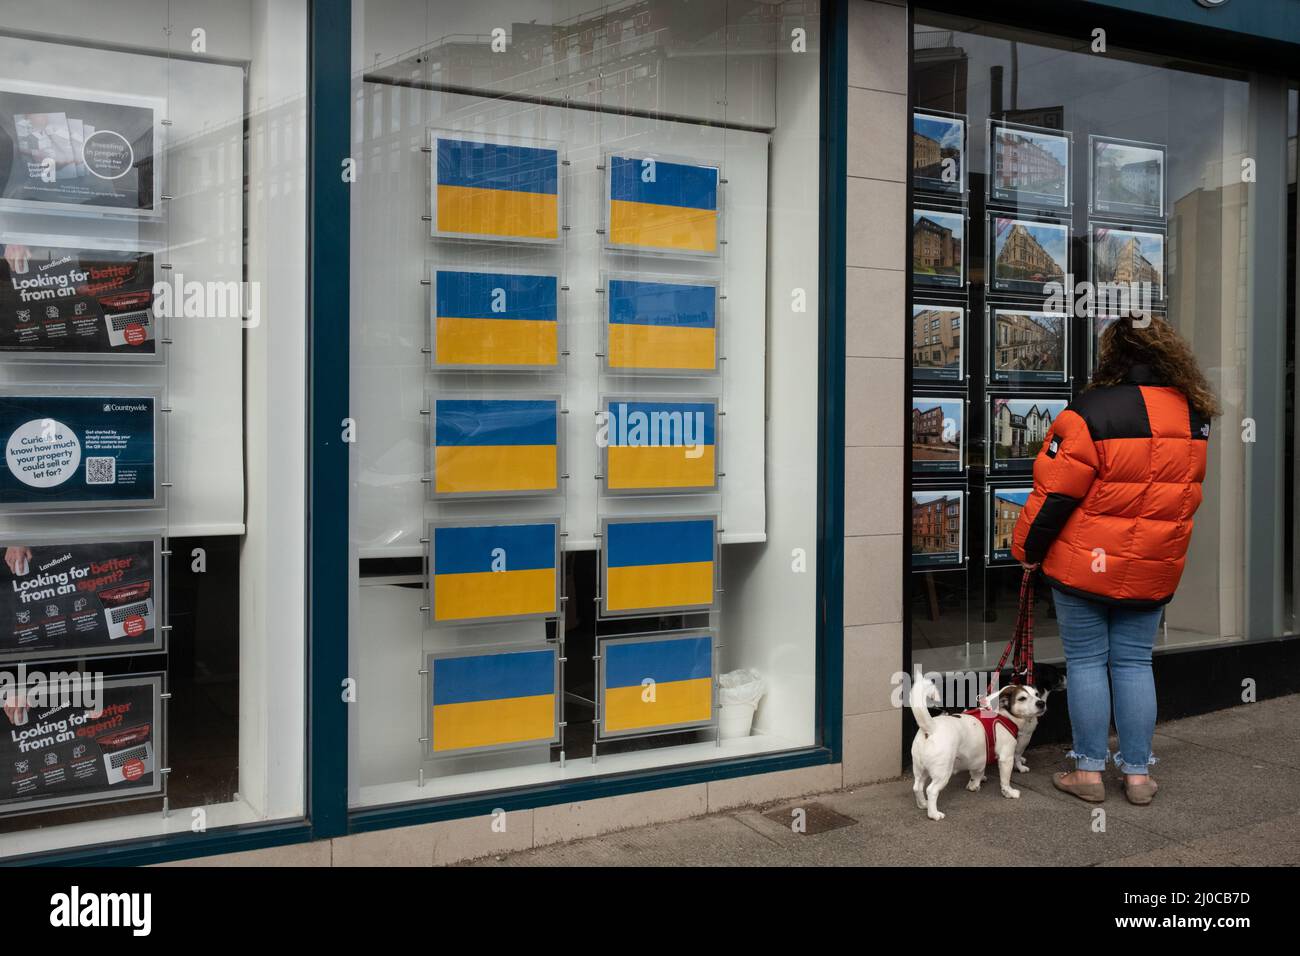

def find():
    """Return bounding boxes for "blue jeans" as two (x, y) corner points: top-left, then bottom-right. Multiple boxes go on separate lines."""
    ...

(1051, 588), (1164, 775)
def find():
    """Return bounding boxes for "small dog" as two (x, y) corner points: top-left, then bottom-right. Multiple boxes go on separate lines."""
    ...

(909, 678), (1049, 821)
(1004, 663), (1065, 772)
(919, 664), (1066, 772)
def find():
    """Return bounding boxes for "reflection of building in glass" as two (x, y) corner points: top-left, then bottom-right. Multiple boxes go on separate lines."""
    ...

(913, 493), (961, 554)
(913, 28), (970, 117)
(992, 494), (1025, 550)
(993, 402), (1054, 457)
(995, 132), (1065, 190)
(1097, 151), (1161, 208)
(1119, 158), (1161, 200)
(995, 312), (1062, 370)
(913, 309), (961, 368)
(1165, 170), (1248, 639)
(364, 0), (800, 121)
(914, 216), (959, 271)
(996, 223), (1061, 281)
(1095, 231), (1159, 288)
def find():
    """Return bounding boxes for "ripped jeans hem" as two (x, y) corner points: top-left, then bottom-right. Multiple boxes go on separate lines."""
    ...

(1117, 753), (1159, 775)
(1065, 750), (1107, 772)
(1067, 750), (1159, 774)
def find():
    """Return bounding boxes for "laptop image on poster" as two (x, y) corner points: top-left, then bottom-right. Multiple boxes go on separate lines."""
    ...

(97, 290), (155, 349)
(98, 581), (154, 640)
(96, 724), (154, 786)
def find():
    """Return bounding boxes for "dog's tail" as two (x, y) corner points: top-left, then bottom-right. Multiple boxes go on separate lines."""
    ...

(910, 677), (940, 737)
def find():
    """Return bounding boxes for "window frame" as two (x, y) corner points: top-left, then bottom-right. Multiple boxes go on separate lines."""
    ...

(906, 0), (1300, 678)
(1, 0), (848, 866)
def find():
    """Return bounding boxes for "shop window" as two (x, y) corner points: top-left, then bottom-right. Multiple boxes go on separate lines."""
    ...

(0, 3), (308, 858)
(347, 1), (823, 807)
(909, 13), (1299, 675)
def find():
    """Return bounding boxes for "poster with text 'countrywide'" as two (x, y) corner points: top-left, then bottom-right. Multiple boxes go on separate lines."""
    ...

(0, 392), (158, 510)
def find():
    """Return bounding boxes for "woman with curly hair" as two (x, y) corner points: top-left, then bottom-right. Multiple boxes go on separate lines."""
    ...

(1011, 315), (1220, 806)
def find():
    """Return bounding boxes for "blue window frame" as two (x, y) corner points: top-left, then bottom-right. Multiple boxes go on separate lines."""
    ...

(5, 0), (1299, 868)
(0, 0), (844, 866)
(337, 0), (848, 835)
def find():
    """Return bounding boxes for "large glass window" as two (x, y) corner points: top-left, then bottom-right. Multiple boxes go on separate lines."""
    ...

(348, 1), (824, 807)
(0, 2), (308, 858)
(909, 12), (1299, 675)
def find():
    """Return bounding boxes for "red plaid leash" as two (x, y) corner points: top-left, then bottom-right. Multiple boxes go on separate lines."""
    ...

(986, 568), (1037, 698)
(1017, 569), (1036, 686)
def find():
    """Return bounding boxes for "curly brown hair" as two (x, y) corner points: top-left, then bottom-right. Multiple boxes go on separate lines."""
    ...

(1089, 316), (1222, 418)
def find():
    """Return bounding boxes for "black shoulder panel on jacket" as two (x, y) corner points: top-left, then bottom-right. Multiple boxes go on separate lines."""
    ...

(1069, 385), (1150, 440)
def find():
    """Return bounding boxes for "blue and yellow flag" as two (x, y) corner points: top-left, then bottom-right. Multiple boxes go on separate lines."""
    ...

(604, 518), (714, 614)
(605, 400), (716, 492)
(432, 522), (558, 623)
(608, 155), (719, 254)
(434, 136), (559, 241)
(434, 270), (558, 367)
(434, 398), (558, 496)
(431, 648), (556, 752)
(607, 278), (717, 372)
(602, 634), (713, 735)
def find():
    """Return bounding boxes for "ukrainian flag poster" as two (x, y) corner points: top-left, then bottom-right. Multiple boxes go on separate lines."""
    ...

(600, 516), (716, 617)
(604, 275), (718, 374)
(601, 397), (718, 494)
(428, 645), (559, 755)
(604, 152), (720, 256)
(431, 397), (561, 498)
(429, 520), (559, 625)
(431, 268), (560, 369)
(599, 632), (715, 738)
(430, 131), (561, 243)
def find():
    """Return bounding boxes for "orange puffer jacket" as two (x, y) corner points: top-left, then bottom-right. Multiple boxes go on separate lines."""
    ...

(1011, 365), (1210, 608)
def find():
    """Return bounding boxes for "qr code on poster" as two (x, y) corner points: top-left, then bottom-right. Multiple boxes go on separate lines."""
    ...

(85, 457), (116, 485)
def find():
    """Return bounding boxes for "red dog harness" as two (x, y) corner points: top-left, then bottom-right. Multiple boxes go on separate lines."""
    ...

(962, 709), (1019, 768)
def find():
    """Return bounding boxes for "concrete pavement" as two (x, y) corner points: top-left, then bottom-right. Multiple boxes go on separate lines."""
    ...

(470, 694), (1300, 866)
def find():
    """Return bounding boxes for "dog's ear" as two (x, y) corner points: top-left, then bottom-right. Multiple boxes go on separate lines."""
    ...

(1037, 664), (1066, 692)
(996, 684), (1018, 711)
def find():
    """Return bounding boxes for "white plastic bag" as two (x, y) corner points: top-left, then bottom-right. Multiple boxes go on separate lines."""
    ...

(718, 668), (766, 707)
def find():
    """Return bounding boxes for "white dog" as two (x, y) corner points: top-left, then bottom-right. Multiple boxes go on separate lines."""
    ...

(909, 678), (1048, 821)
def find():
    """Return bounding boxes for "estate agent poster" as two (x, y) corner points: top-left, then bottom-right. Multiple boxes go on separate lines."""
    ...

(0, 674), (161, 814)
(0, 393), (157, 508)
(0, 538), (160, 662)
(0, 240), (156, 356)
(911, 489), (964, 570)
(0, 83), (158, 215)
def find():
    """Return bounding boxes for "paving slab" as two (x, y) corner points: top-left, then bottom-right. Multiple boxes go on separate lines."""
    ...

(468, 813), (786, 867)
(1152, 697), (1300, 772)
(468, 696), (1300, 867)
(1170, 812), (1300, 867)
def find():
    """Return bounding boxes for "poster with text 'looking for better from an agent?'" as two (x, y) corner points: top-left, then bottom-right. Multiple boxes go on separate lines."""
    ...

(0, 240), (156, 358)
(0, 538), (161, 662)
(0, 393), (157, 510)
(0, 674), (161, 815)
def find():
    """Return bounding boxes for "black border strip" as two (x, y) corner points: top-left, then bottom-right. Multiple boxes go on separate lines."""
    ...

(363, 74), (775, 135)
